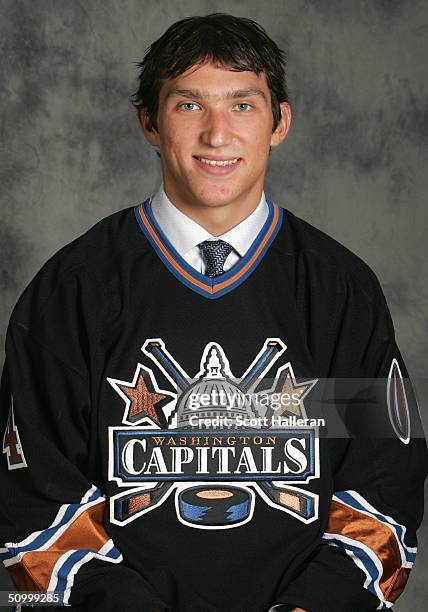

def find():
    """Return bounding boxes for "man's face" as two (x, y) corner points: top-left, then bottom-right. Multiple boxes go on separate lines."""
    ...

(139, 61), (291, 211)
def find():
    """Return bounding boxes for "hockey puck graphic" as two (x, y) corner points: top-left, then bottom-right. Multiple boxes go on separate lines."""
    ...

(178, 486), (250, 526)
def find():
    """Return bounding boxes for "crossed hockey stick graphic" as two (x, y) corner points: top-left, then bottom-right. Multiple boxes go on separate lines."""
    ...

(108, 338), (319, 528)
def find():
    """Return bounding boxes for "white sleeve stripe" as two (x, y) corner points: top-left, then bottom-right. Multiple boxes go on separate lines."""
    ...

(345, 490), (416, 551)
(333, 490), (416, 564)
(322, 533), (393, 608)
(3, 497), (105, 565)
(49, 541), (123, 605)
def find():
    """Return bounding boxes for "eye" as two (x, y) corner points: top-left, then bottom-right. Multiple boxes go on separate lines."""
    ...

(234, 103), (253, 112)
(179, 102), (200, 111)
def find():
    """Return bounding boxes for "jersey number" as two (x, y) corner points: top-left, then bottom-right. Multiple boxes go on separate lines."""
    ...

(2, 395), (27, 470)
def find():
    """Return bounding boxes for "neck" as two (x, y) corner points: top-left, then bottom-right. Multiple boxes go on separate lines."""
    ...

(162, 186), (263, 236)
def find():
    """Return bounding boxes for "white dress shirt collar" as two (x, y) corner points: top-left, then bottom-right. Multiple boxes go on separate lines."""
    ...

(150, 185), (269, 258)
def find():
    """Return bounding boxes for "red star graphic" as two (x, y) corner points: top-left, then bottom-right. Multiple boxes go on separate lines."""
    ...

(118, 372), (166, 425)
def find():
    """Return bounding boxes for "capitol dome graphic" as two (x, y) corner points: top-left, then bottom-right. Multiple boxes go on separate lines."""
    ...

(176, 344), (259, 429)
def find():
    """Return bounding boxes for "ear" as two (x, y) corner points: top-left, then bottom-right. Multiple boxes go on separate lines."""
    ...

(137, 109), (160, 147)
(270, 102), (292, 148)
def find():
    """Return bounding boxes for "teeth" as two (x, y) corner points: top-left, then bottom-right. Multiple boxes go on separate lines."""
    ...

(197, 157), (239, 166)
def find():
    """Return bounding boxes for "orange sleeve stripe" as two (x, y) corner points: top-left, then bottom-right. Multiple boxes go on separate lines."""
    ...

(326, 499), (409, 602)
(7, 501), (109, 592)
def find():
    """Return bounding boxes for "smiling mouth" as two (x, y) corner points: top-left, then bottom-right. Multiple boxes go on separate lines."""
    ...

(194, 156), (240, 167)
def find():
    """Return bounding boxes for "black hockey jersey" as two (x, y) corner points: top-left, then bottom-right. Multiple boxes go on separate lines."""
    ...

(0, 198), (426, 612)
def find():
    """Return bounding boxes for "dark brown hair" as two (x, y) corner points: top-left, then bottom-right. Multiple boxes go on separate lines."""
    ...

(131, 13), (288, 132)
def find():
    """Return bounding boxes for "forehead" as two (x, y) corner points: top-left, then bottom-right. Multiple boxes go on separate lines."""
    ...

(159, 61), (271, 102)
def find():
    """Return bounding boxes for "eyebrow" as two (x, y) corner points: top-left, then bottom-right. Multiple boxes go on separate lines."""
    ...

(165, 88), (267, 102)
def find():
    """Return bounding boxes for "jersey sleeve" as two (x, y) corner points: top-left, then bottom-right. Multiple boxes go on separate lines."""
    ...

(0, 269), (170, 611)
(272, 271), (428, 611)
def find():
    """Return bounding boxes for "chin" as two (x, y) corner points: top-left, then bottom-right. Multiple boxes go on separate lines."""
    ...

(193, 185), (238, 208)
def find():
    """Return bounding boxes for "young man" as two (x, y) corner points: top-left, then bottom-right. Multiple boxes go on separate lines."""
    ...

(0, 13), (426, 612)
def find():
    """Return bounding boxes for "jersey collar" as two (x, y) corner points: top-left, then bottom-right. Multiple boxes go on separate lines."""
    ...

(151, 186), (269, 258)
(134, 197), (283, 299)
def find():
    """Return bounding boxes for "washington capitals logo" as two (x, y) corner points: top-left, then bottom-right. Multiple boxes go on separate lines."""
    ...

(108, 338), (319, 529)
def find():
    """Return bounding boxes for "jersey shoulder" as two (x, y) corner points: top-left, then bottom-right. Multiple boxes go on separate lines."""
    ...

(277, 206), (385, 303)
(40, 203), (144, 274)
(8, 204), (146, 329)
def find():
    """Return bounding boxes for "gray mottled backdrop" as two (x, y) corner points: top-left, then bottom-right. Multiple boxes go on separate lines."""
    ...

(0, 1), (427, 610)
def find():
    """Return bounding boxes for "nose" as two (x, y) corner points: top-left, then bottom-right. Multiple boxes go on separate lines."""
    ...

(200, 109), (233, 148)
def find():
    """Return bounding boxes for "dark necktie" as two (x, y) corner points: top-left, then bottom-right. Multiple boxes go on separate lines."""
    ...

(198, 239), (234, 277)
